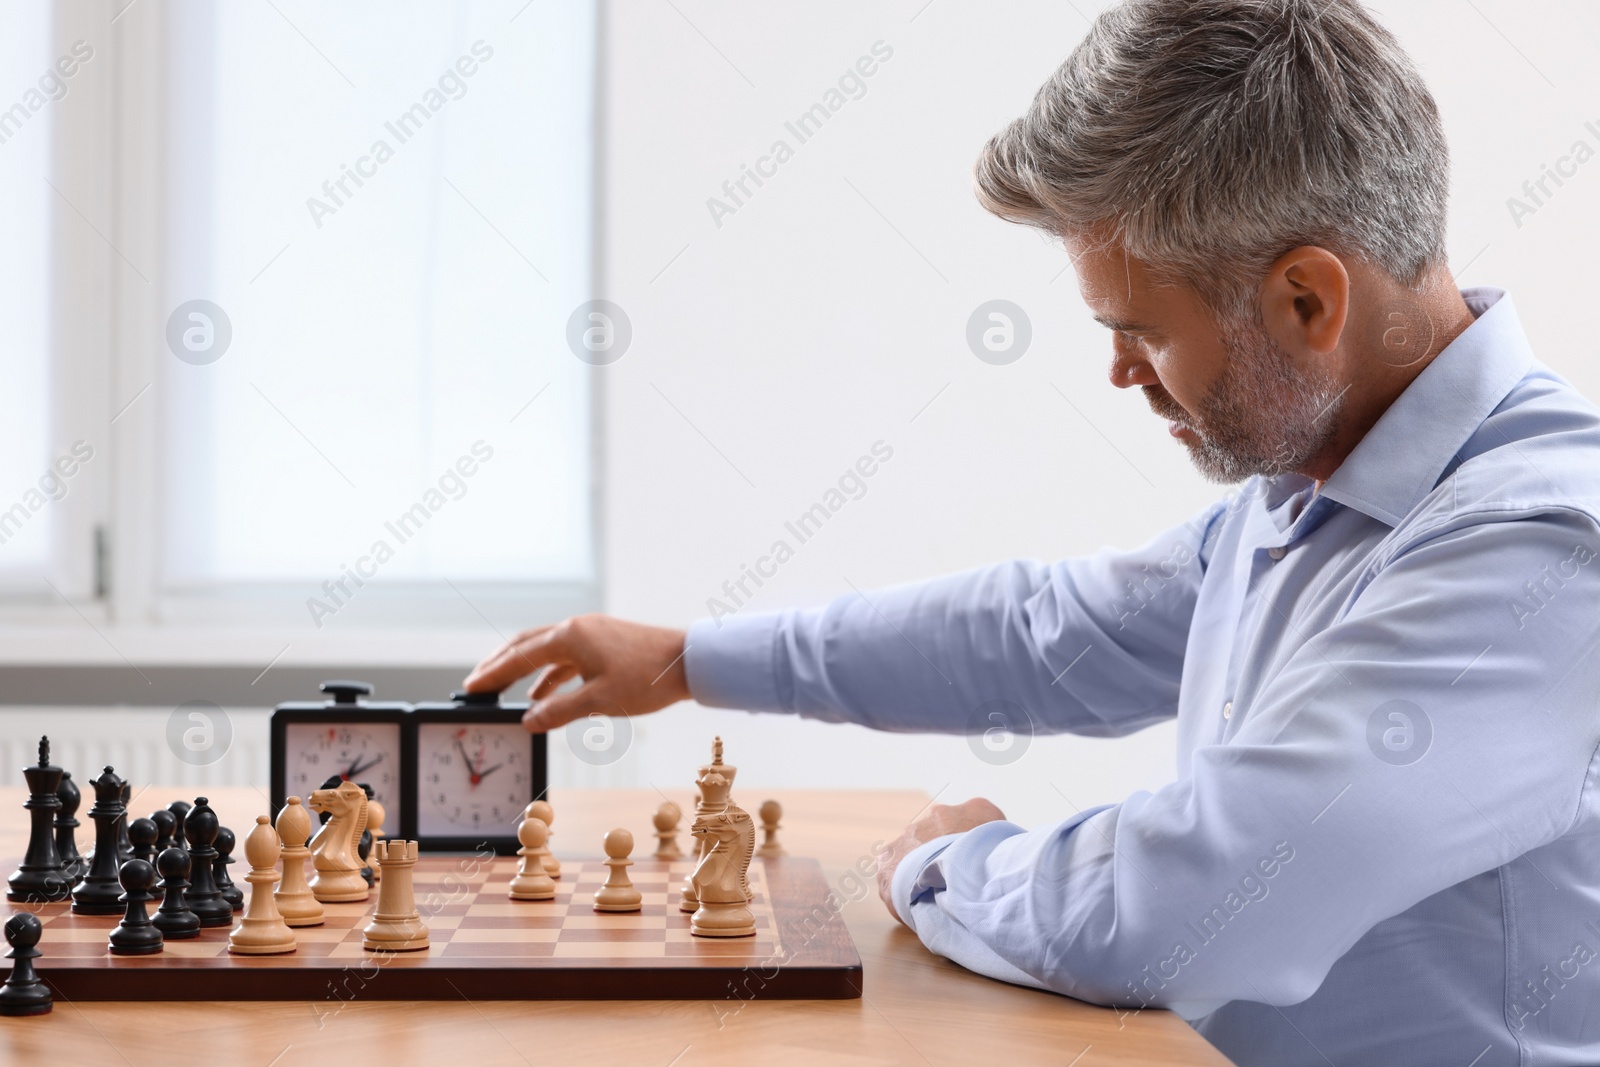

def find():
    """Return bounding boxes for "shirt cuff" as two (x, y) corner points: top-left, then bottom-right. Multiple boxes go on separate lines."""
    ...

(683, 614), (786, 712)
(890, 833), (961, 929)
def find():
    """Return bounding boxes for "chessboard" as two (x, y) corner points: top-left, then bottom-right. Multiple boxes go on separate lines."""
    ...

(5, 855), (861, 1002)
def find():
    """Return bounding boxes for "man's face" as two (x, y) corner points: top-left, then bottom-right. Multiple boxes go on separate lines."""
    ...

(1068, 237), (1345, 483)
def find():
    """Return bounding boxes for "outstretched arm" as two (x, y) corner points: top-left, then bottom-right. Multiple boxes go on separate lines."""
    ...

(684, 503), (1222, 737)
(466, 501), (1222, 737)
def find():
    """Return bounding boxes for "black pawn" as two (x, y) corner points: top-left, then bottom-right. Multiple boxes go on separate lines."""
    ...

(0, 913), (51, 1016)
(116, 782), (135, 864)
(181, 798), (231, 927)
(54, 771), (84, 885)
(8, 737), (68, 903)
(167, 801), (191, 851)
(149, 809), (177, 853)
(213, 827), (243, 911)
(151, 847), (200, 940)
(69, 766), (126, 915)
(129, 818), (158, 867)
(108, 859), (162, 956)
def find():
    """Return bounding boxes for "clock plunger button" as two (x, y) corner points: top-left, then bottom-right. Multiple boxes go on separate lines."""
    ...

(320, 680), (374, 704)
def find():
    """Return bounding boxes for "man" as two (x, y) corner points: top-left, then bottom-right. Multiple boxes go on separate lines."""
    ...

(467, 1), (1600, 1062)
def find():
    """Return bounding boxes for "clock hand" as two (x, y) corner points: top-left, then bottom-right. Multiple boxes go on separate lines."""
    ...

(455, 737), (486, 786)
(344, 753), (384, 779)
(475, 762), (505, 781)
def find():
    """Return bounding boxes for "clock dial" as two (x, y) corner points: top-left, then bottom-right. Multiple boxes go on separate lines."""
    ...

(416, 721), (533, 838)
(282, 721), (403, 812)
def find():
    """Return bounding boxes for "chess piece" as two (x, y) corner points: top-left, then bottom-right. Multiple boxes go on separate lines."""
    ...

(167, 800), (192, 851)
(523, 800), (561, 879)
(594, 829), (642, 912)
(129, 817), (159, 867)
(366, 796), (387, 883)
(689, 799), (757, 938)
(70, 766), (128, 915)
(151, 846), (201, 940)
(653, 802), (683, 860)
(10, 737), (69, 903)
(362, 840), (428, 951)
(54, 771), (85, 884)
(108, 858), (163, 956)
(353, 783), (377, 888)
(0, 914), (51, 1016)
(214, 826), (244, 911)
(274, 797), (324, 927)
(307, 781), (369, 902)
(758, 800), (786, 859)
(682, 737), (737, 913)
(116, 782), (135, 863)
(182, 797), (234, 926)
(150, 808), (177, 853)
(228, 815), (296, 955)
(508, 817), (556, 900)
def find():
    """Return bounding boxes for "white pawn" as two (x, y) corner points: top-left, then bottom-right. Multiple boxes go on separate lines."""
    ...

(274, 797), (323, 928)
(593, 829), (642, 913)
(509, 817), (556, 901)
(523, 800), (560, 879)
(228, 816), (296, 955)
(366, 797), (387, 882)
(758, 799), (786, 859)
(653, 802), (683, 859)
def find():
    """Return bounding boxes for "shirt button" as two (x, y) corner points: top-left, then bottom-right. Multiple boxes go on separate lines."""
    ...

(1267, 546), (1286, 560)
(1223, 701), (1233, 720)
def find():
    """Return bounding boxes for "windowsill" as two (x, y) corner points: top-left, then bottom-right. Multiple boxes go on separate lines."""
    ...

(0, 626), (503, 667)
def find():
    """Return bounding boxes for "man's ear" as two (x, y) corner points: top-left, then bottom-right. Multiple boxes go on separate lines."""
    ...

(1260, 246), (1350, 355)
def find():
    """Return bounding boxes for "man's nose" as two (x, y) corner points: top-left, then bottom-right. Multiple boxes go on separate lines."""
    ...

(1108, 336), (1159, 390)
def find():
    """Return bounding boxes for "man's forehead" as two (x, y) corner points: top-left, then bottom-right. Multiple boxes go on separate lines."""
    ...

(1063, 235), (1145, 317)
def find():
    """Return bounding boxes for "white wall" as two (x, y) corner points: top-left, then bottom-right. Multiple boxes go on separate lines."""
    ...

(588, 0), (1600, 826)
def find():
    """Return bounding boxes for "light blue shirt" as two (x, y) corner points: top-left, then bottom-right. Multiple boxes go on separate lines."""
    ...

(684, 289), (1600, 1066)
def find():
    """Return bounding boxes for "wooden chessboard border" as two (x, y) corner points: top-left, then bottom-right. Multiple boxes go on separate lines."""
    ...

(6, 856), (862, 1002)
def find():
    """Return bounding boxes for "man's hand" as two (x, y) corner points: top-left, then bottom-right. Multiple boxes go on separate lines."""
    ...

(877, 798), (1006, 927)
(463, 614), (690, 732)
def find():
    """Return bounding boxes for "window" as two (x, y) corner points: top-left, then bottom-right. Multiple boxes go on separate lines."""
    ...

(0, 5), (67, 595)
(5, 1), (599, 635)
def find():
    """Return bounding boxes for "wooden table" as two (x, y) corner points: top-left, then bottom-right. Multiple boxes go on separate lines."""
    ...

(0, 787), (1233, 1066)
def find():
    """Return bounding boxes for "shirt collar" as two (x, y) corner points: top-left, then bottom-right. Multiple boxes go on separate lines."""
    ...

(1317, 287), (1534, 528)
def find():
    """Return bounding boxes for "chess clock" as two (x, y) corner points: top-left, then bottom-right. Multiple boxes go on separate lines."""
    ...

(408, 690), (546, 854)
(270, 681), (411, 819)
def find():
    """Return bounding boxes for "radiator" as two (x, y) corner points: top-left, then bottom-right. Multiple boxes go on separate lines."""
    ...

(0, 707), (272, 798)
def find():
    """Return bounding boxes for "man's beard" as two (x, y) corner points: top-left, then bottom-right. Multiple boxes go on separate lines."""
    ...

(1146, 319), (1345, 484)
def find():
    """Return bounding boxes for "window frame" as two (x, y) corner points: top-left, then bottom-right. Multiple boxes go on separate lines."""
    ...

(0, 0), (605, 667)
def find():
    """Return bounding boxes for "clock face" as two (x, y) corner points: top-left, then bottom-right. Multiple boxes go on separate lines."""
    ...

(282, 721), (403, 813)
(416, 721), (533, 838)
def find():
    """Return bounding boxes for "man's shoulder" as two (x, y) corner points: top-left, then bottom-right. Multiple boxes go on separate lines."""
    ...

(1411, 363), (1600, 538)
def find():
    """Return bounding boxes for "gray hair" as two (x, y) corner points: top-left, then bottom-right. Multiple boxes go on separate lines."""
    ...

(975, 0), (1450, 321)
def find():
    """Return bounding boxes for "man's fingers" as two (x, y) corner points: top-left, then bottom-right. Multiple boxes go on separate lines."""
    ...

(464, 625), (568, 693)
(521, 686), (593, 733)
(465, 626), (547, 681)
(529, 664), (579, 701)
